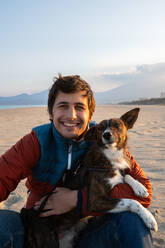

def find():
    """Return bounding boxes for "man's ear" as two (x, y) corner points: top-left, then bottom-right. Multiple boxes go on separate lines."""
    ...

(84, 126), (98, 140)
(120, 108), (140, 129)
(49, 114), (53, 122)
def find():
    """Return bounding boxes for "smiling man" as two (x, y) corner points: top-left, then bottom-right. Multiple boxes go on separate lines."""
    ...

(50, 91), (91, 140)
(0, 74), (153, 247)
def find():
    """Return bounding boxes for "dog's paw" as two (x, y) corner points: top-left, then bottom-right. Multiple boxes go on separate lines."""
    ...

(131, 200), (158, 232)
(128, 199), (158, 232)
(142, 209), (158, 232)
(133, 183), (149, 198)
(124, 175), (149, 198)
(107, 198), (158, 232)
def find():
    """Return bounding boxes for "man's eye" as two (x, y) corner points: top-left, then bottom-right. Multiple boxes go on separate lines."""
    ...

(58, 105), (68, 109)
(76, 105), (85, 110)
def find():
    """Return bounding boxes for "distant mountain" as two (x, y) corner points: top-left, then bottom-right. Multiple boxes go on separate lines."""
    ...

(95, 62), (165, 104)
(0, 80), (164, 105)
(95, 81), (164, 104)
(0, 90), (49, 105)
(1, 62), (165, 105)
(119, 97), (165, 105)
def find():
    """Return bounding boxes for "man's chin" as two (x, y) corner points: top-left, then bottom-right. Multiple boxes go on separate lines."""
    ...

(56, 125), (85, 140)
(62, 132), (79, 140)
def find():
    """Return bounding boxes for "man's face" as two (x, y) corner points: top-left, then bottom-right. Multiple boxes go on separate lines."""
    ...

(50, 91), (91, 140)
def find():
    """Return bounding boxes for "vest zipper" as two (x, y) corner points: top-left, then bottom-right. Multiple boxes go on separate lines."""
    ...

(67, 144), (72, 170)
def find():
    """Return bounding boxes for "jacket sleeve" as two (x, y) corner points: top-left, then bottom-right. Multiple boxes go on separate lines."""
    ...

(80, 151), (152, 217)
(0, 131), (40, 202)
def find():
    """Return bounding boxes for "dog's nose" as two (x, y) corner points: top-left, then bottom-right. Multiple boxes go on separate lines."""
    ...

(103, 132), (111, 140)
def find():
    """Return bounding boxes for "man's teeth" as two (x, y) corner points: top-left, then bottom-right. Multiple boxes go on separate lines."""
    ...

(64, 123), (78, 127)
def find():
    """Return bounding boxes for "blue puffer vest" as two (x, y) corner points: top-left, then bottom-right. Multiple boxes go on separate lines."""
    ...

(32, 122), (96, 186)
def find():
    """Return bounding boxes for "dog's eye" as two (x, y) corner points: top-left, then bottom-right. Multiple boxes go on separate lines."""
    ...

(115, 123), (120, 128)
(97, 125), (103, 131)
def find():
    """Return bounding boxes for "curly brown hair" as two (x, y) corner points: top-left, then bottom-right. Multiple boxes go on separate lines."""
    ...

(48, 74), (95, 119)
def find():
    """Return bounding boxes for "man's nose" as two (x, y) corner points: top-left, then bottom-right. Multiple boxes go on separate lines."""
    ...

(67, 107), (77, 119)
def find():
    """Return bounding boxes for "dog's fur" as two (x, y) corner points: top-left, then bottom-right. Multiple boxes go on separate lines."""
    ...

(22, 108), (158, 248)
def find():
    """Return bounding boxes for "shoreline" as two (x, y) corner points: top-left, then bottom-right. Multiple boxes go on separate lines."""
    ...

(0, 103), (165, 111)
(0, 104), (47, 110)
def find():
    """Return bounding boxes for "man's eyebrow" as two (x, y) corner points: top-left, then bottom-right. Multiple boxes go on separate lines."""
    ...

(56, 101), (68, 105)
(56, 101), (86, 106)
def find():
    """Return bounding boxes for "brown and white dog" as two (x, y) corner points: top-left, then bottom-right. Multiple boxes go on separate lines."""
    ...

(21, 108), (158, 248)
(68, 107), (158, 233)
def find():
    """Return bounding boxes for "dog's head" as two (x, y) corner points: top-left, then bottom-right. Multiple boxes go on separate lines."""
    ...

(85, 108), (140, 149)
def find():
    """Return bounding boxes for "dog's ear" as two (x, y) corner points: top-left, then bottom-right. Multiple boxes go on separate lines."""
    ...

(120, 108), (140, 129)
(84, 126), (98, 140)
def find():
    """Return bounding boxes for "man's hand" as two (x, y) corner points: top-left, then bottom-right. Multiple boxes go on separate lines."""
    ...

(34, 187), (78, 217)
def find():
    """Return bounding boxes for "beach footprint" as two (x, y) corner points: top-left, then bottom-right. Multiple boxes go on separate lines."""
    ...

(153, 237), (165, 248)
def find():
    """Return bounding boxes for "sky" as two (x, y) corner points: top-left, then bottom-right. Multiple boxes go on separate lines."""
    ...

(0, 0), (165, 96)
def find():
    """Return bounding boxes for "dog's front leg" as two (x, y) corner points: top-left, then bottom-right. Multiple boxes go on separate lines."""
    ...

(107, 198), (158, 232)
(87, 176), (119, 212)
(124, 174), (149, 197)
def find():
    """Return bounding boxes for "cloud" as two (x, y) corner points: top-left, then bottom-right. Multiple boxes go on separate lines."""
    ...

(93, 62), (165, 103)
(95, 62), (165, 89)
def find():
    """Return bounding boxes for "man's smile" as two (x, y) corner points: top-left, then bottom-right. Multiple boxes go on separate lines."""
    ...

(61, 121), (81, 128)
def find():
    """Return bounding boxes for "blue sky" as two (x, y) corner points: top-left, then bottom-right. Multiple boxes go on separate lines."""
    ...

(0, 0), (165, 96)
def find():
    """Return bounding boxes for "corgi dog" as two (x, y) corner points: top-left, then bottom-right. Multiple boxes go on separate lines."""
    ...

(68, 108), (158, 232)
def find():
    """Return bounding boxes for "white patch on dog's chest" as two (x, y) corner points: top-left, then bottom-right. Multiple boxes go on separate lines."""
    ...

(102, 147), (129, 170)
(102, 147), (129, 189)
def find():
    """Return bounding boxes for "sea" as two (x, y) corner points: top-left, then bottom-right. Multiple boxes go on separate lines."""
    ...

(0, 105), (46, 110)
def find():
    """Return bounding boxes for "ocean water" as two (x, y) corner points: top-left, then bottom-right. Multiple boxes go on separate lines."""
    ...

(0, 105), (46, 110)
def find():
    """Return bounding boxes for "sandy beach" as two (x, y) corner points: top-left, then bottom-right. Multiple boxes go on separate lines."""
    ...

(0, 105), (164, 247)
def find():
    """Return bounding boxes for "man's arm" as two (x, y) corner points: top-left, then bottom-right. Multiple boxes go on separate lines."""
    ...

(34, 152), (151, 217)
(0, 131), (40, 201)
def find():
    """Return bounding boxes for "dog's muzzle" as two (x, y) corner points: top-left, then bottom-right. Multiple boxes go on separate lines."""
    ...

(102, 130), (115, 145)
(103, 132), (111, 140)
(102, 120), (115, 144)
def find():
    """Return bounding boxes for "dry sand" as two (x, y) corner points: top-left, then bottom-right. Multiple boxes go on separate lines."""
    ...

(0, 105), (164, 247)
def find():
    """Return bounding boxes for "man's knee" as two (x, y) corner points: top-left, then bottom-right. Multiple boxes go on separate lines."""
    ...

(115, 211), (153, 247)
(76, 212), (153, 248)
(117, 211), (149, 232)
(0, 210), (24, 248)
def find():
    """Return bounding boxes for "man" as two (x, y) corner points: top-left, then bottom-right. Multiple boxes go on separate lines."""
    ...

(0, 74), (153, 247)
